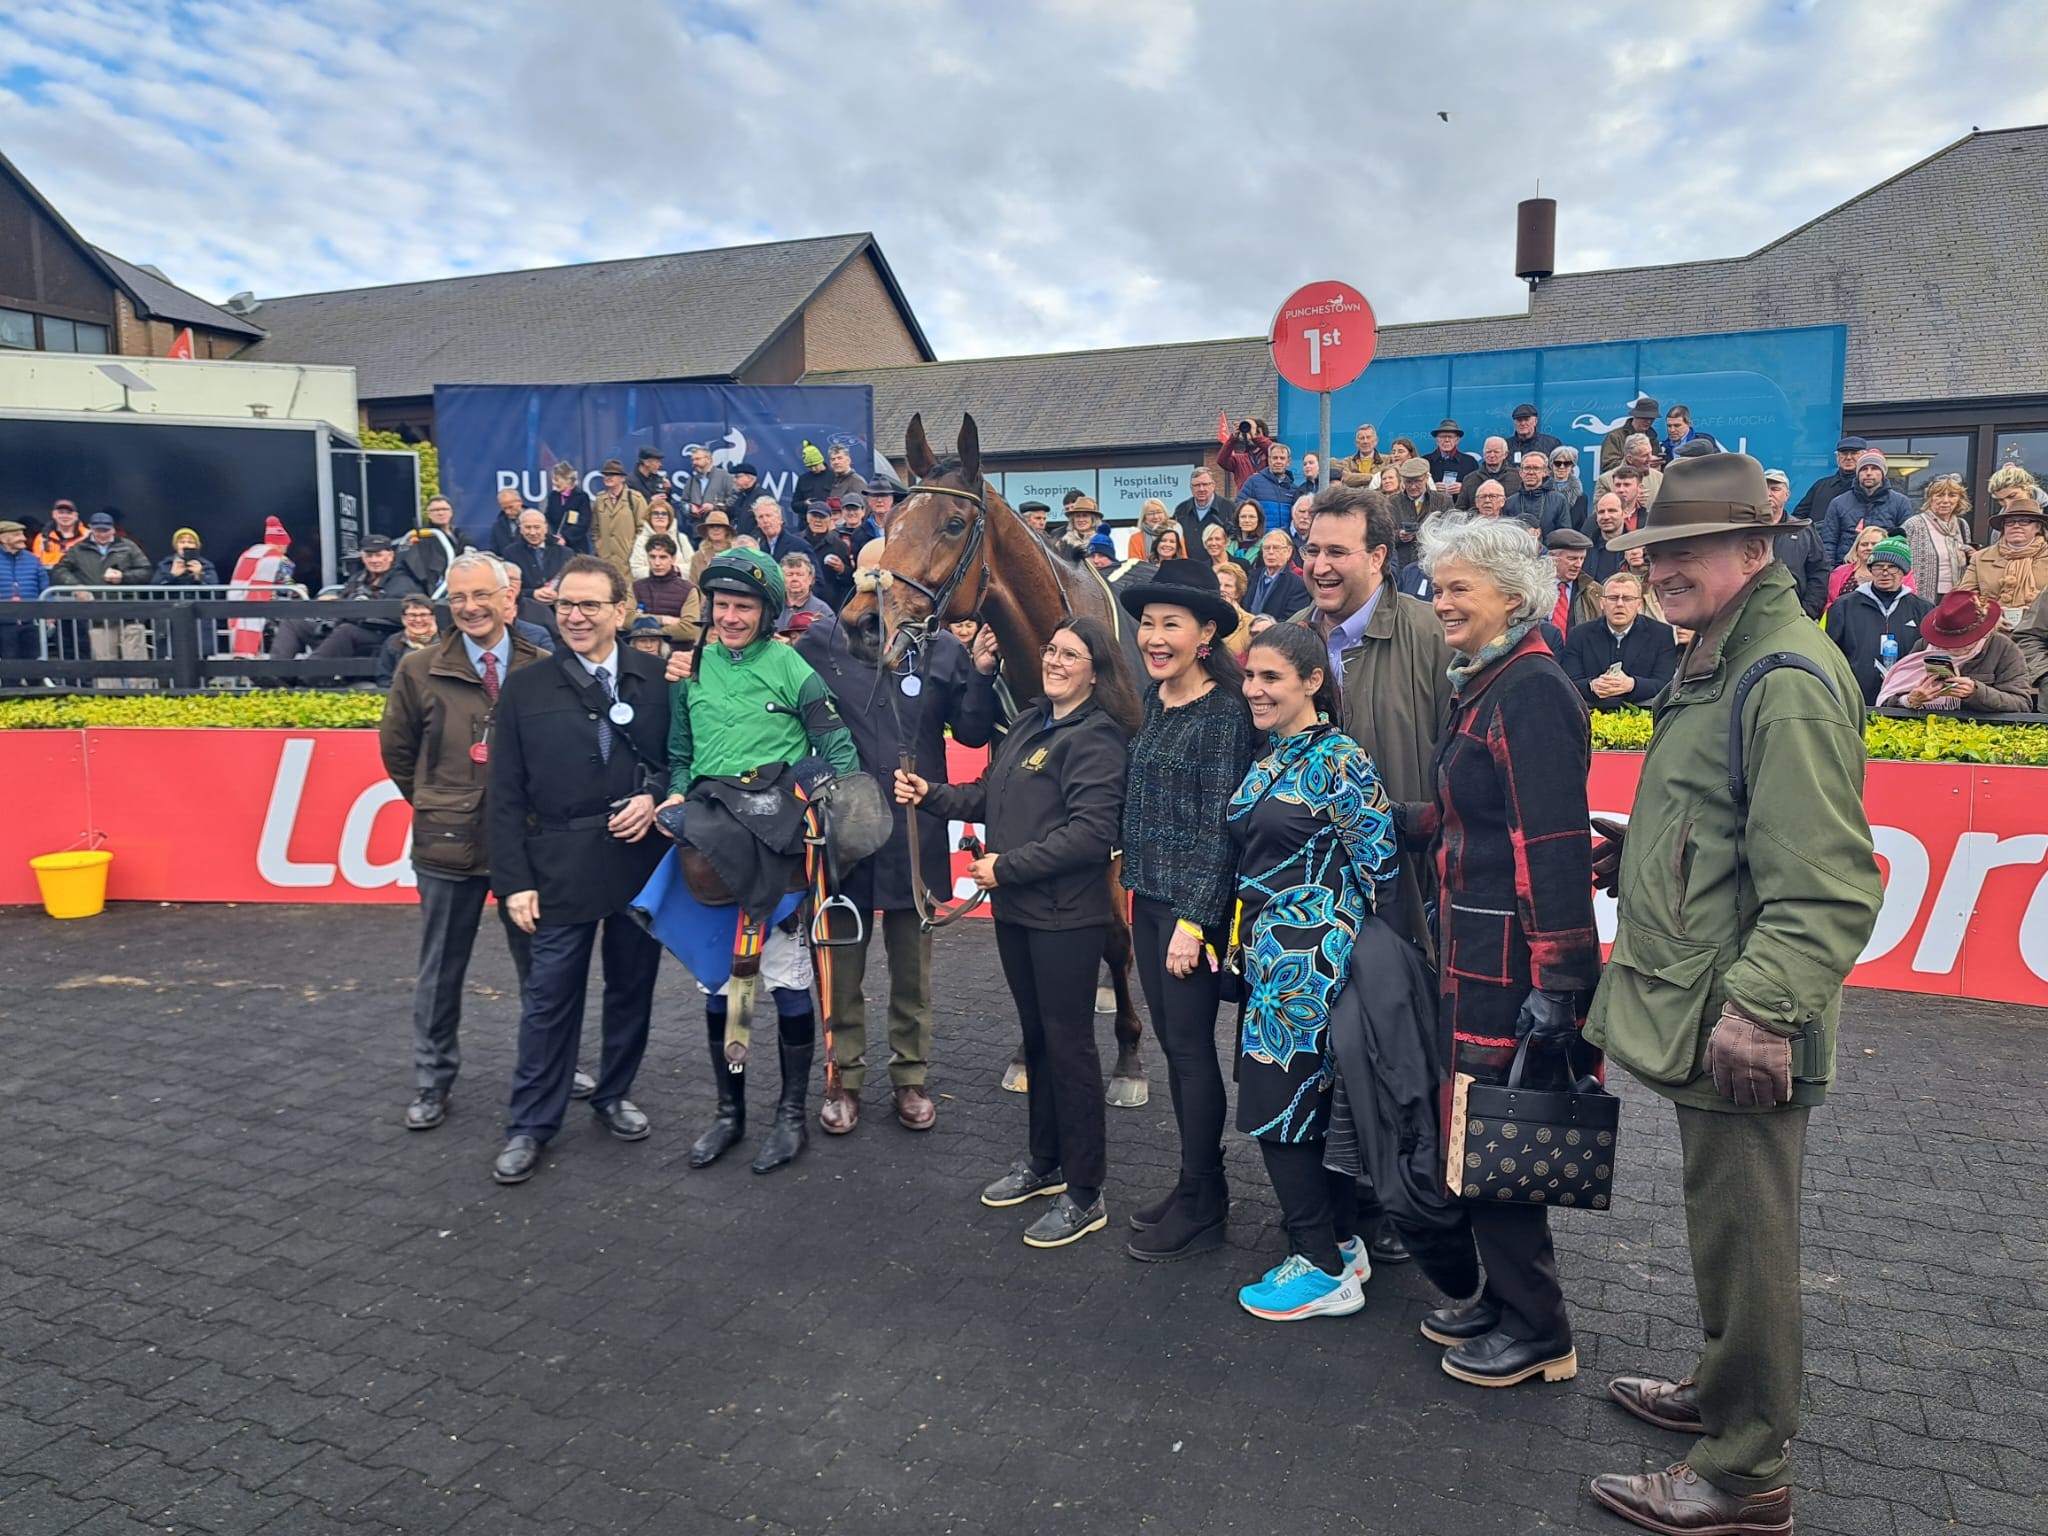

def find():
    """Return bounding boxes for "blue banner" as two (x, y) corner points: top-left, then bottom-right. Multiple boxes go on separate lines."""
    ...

(1277, 324), (1846, 497)
(434, 381), (874, 537)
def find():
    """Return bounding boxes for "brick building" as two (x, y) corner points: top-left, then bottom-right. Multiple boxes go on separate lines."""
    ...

(0, 149), (265, 361)
(238, 234), (932, 440)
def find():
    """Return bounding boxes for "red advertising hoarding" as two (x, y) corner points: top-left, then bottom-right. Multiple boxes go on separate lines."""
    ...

(6, 730), (2045, 1008)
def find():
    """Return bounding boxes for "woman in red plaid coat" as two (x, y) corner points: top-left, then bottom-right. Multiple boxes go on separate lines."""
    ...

(1400, 516), (1601, 1391)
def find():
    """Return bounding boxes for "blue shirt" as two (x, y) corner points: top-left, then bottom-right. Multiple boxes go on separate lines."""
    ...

(1325, 586), (1382, 679)
(462, 631), (513, 680)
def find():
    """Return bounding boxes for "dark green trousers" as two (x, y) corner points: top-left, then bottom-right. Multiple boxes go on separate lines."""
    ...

(828, 908), (931, 1090)
(1674, 1103), (1810, 1496)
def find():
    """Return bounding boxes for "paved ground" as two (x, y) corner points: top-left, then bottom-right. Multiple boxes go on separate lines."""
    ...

(0, 903), (2042, 1536)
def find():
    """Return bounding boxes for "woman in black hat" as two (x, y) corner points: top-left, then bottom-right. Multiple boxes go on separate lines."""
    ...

(1114, 561), (1255, 1261)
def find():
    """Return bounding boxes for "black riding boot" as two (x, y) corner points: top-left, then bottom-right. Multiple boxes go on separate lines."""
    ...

(689, 1010), (745, 1168)
(1126, 1165), (1228, 1261)
(751, 1010), (815, 1174)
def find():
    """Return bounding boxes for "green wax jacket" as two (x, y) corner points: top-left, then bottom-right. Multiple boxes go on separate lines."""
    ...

(1585, 565), (1883, 1111)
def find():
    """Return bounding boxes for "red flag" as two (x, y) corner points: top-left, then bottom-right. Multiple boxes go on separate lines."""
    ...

(167, 328), (194, 360)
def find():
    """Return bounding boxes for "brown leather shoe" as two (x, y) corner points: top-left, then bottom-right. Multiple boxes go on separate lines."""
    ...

(894, 1085), (936, 1131)
(1609, 1375), (1704, 1433)
(1590, 1463), (1791, 1535)
(820, 1086), (859, 1135)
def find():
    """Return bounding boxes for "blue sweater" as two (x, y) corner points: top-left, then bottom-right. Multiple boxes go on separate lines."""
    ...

(0, 547), (49, 603)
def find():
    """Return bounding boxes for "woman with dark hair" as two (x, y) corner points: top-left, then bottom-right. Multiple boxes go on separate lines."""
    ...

(895, 616), (1137, 1248)
(1232, 501), (1266, 563)
(1403, 513), (1600, 1388)
(1228, 621), (1398, 1320)
(1115, 562), (1255, 1261)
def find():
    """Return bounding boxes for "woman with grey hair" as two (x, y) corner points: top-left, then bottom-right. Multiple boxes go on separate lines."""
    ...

(1392, 514), (1601, 1389)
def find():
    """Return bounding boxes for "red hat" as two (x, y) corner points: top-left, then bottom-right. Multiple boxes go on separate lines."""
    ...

(1921, 589), (2002, 649)
(264, 517), (290, 544)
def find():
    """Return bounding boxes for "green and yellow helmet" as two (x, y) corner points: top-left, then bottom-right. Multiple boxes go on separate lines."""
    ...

(698, 547), (786, 612)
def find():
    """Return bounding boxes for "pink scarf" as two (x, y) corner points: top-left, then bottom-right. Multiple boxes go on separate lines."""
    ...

(1876, 635), (1989, 710)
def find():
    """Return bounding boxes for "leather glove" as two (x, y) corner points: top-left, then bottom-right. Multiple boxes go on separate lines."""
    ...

(1591, 816), (1627, 895)
(1705, 1003), (1794, 1107)
(1512, 988), (1579, 1048)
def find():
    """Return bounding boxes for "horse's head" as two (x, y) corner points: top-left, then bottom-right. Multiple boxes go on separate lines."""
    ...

(842, 412), (995, 666)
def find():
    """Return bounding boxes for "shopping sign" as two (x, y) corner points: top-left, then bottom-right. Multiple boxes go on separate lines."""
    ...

(7, 730), (2048, 1008)
(1269, 281), (1378, 393)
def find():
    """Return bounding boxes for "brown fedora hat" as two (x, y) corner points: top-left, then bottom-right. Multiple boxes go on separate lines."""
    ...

(1607, 452), (1799, 551)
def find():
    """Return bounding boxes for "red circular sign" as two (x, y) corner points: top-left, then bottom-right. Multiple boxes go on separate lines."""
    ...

(1268, 281), (1377, 392)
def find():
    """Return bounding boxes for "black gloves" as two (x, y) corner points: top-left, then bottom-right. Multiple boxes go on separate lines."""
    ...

(1513, 988), (1579, 1048)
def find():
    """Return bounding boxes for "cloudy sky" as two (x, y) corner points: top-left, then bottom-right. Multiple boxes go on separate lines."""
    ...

(5, 0), (2045, 360)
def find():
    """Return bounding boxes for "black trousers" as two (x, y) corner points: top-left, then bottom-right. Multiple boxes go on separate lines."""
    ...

(1130, 896), (1226, 1181)
(1259, 1139), (1357, 1275)
(411, 871), (532, 1093)
(0, 621), (37, 661)
(1452, 1203), (1567, 1342)
(993, 920), (1106, 1195)
(506, 912), (661, 1141)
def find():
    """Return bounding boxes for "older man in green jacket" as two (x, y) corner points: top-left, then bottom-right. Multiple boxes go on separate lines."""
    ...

(1583, 455), (1882, 1536)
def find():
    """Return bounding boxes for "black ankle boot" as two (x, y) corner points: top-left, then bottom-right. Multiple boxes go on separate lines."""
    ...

(689, 1012), (745, 1168)
(1127, 1175), (1188, 1234)
(751, 1013), (814, 1174)
(1126, 1169), (1227, 1262)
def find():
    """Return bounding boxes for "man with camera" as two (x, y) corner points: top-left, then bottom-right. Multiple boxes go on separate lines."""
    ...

(487, 555), (672, 1185)
(379, 551), (551, 1132)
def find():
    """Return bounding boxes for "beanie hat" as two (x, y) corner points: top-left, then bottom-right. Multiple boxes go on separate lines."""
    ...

(172, 526), (200, 547)
(263, 517), (290, 545)
(802, 442), (825, 470)
(1856, 449), (1888, 472)
(1867, 536), (1912, 570)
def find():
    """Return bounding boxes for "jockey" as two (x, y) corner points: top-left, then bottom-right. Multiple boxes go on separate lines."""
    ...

(664, 547), (859, 1173)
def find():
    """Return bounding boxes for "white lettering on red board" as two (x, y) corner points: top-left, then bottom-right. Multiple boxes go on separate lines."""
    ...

(1591, 812), (2048, 986)
(257, 739), (415, 891)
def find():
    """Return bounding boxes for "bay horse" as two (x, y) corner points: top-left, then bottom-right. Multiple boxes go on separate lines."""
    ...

(838, 412), (1149, 1109)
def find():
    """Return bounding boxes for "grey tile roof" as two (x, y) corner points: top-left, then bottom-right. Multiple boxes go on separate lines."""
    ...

(241, 234), (924, 399)
(92, 248), (267, 338)
(807, 336), (1279, 459)
(815, 126), (2048, 455)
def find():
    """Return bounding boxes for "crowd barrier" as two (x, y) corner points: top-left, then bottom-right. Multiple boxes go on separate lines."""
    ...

(5, 729), (2044, 1008)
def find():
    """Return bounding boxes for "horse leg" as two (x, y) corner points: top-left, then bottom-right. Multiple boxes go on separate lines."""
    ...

(1102, 866), (1148, 1107)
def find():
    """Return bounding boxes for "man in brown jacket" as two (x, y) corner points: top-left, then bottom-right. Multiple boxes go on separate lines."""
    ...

(591, 459), (649, 578)
(379, 551), (554, 1130)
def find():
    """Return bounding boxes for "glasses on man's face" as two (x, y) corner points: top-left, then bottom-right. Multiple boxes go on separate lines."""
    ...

(553, 599), (614, 619)
(1041, 644), (1091, 668)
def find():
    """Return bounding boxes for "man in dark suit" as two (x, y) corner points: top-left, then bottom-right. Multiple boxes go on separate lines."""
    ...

(1245, 529), (1308, 618)
(1558, 570), (1678, 709)
(488, 555), (673, 1185)
(506, 509), (568, 602)
(1173, 466), (1235, 553)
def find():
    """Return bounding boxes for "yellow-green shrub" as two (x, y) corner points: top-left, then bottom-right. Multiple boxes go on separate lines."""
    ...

(0, 693), (386, 730)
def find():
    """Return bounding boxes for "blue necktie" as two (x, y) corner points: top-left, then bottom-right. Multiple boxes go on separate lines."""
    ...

(595, 665), (614, 763)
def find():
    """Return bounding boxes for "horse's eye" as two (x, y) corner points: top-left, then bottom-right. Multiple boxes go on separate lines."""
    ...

(945, 517), (967, 535)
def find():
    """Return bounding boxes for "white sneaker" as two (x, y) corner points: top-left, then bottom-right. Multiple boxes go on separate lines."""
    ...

(1337, 1234), (1373, 1286)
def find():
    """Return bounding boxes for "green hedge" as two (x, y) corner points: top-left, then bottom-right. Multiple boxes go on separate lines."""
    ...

(5, 695), (2047, 766)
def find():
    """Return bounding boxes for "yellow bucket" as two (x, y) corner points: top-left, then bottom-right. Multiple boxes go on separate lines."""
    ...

(30, 849), (114, 920)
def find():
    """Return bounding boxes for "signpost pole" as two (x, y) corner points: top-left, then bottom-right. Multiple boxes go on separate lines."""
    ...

(1318, 392), (1331, 491)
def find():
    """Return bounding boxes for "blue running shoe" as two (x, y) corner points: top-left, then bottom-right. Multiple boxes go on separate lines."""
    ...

(1238, 1254), (1366, 1321)
(1337, 1234), (1373, 1286)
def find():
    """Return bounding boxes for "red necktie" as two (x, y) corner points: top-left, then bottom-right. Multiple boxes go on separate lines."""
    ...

(1552, 584), (1570, 631)
(480, 650), (500, 700)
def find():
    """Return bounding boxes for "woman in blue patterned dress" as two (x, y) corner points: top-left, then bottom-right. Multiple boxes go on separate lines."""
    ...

(1228, 621), (1399, 1321)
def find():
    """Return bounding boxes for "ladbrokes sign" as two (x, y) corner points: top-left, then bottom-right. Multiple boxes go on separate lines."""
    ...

(7, 731), (2045, 1007)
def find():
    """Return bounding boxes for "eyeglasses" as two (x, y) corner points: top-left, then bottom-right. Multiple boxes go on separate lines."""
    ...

(552, 599), (615, 618)
(1040, 644), (1091, 667)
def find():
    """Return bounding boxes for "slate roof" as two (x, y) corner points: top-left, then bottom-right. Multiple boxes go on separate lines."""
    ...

(241, 234), (933, 399)
(815, 125), (2048, 456)
(91, 248), (266, 338)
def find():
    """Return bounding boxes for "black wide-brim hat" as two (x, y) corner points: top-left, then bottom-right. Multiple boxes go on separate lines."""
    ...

(1116, 558), (1240, 631)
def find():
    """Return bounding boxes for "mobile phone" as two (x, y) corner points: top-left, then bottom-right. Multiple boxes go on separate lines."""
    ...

(1923, 654), (1955, 679)
(1604, 662), (1626, 676)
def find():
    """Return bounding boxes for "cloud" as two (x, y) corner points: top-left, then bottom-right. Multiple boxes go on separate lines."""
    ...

(3, 0), (2044, 361)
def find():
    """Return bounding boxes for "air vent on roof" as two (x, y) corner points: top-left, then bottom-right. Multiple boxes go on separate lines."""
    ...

(138, 263), (169, 280)
(224, 291), (259, 315)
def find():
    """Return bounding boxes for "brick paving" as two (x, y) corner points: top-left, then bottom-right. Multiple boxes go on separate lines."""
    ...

(0, 902), (2043, 1535)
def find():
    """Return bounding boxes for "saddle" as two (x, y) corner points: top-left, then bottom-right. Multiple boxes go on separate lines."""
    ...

(660, 761), (892, 913)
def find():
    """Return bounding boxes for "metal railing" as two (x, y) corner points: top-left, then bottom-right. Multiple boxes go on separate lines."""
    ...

(0, 592), (407, 693)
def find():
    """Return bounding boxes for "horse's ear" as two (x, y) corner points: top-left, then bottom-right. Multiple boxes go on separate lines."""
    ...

(958, 415), (982, 486)
(905, 414), (935, 480)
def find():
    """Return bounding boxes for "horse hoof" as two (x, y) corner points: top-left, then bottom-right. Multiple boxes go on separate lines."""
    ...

(1001, 1062), (1030, 1094)
(1095, 986), (1116, 1014)
(1105, 1076), (1149, 1108)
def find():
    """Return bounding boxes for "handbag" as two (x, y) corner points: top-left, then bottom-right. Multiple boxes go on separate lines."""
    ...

(1446, 1035), (1619, 1210)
